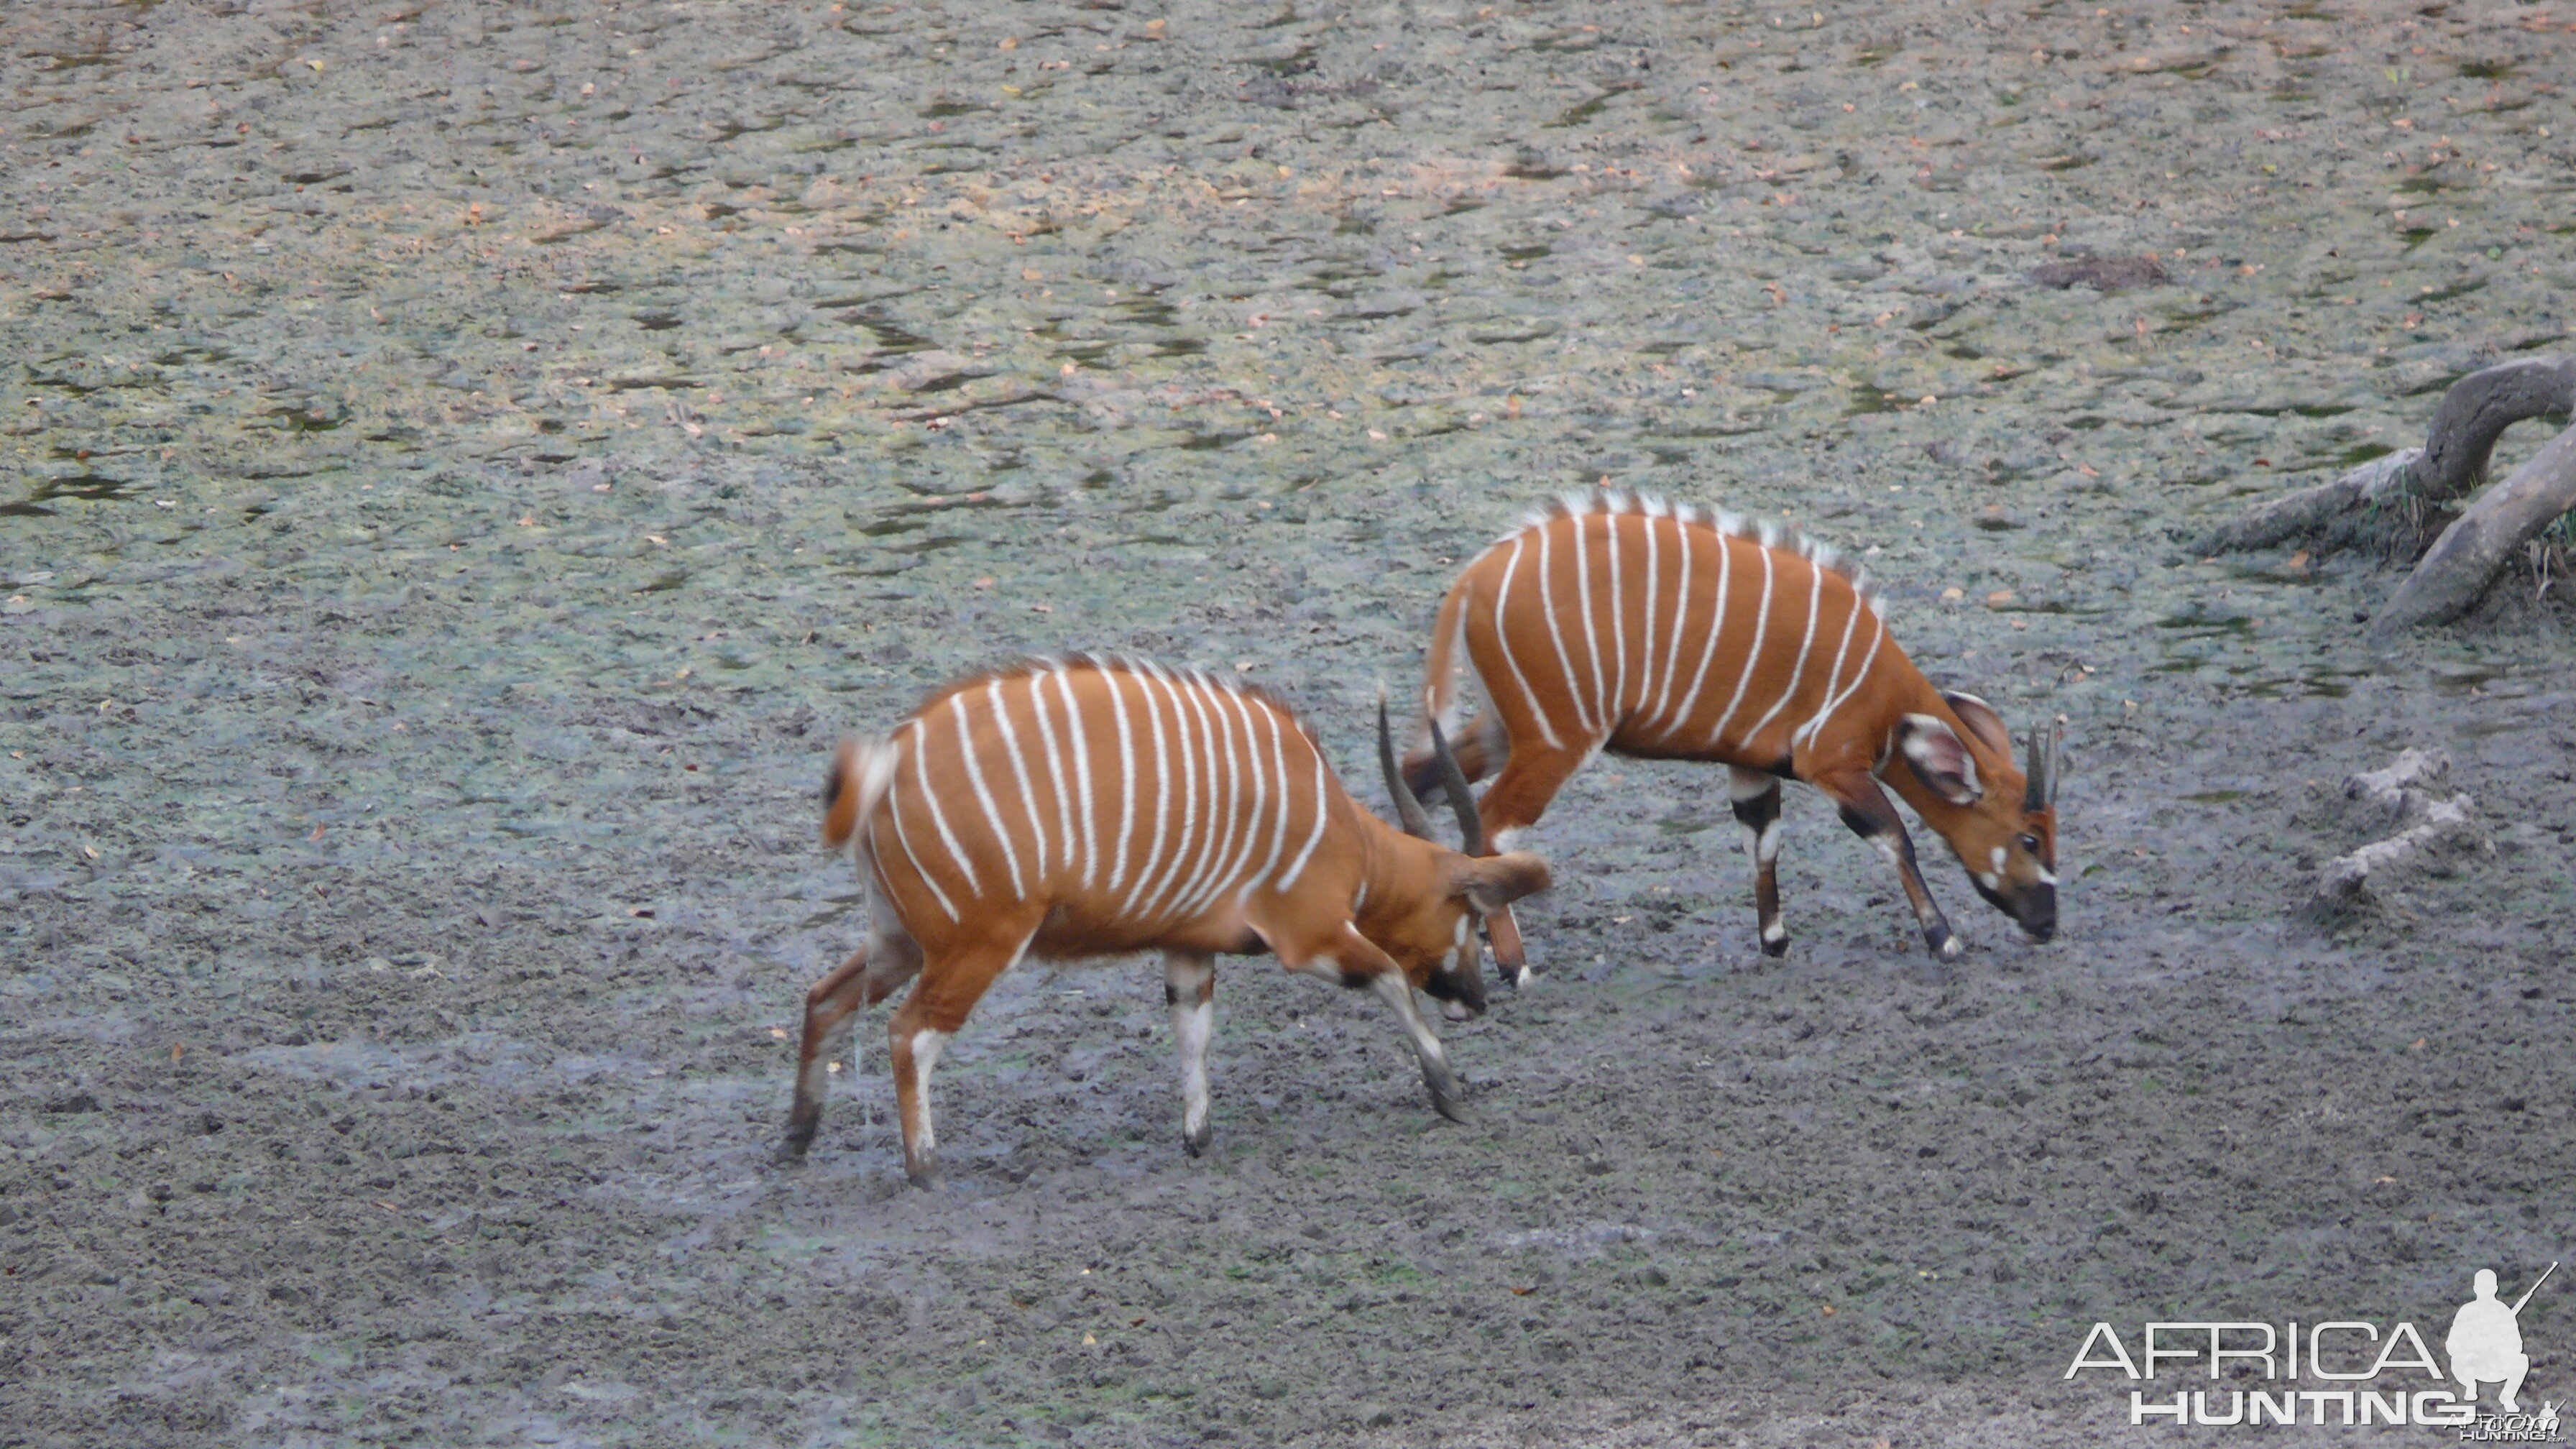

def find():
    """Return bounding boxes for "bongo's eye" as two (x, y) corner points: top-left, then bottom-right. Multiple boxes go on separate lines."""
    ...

(2018, 834), (2041, 852)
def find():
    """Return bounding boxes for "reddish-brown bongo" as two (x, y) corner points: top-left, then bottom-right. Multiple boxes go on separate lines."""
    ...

(783, 653), (1548, 1187)
(1407, 490), (2060, 962)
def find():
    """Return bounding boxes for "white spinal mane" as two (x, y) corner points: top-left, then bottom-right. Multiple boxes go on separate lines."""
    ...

(1509, 487), (1880, 607)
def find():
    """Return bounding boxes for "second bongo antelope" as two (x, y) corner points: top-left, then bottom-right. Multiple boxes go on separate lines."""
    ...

(1407, 490), (2061, 960)
(781, 653), (1549, 1187)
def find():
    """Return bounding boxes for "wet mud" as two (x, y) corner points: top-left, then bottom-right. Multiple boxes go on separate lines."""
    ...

(4, 0), (2574, 1444)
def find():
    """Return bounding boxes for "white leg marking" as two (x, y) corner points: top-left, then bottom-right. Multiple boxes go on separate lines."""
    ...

(1756, 818), (1784, 864)
(1762, 922), (1788, 944)
(1291, 952), (1346, 985)
(1370, 967), (1450, 1072)
(908, 1026), (949, 1155)
(1706, 543), (1776, 752)
(1167, 954), (1215, 1141)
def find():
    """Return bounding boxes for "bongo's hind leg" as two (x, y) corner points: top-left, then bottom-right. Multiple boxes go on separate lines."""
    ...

(779, 932), (923, 1162)
(887, 921), (1036, 1189)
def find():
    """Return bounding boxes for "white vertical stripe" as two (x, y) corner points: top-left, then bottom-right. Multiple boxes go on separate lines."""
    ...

(1536, 520), (1594, 736)
(1103, 666), (1139, 895)
(1652, 513), (1692, 723)
(1573, 512), (1609, 731)
(1705, 542), (1777, 751)
(1246, 700), (1297, 897)
(1638, 510), (1660, 725)
(1181, 684), (1253, 916)
(950, 693), (1025, 897)
(1026, 673), (1075, 875)
(1118, 665), (1177, 919)
(1136, 668), (1208, 921)
(1661, 526), (1734, 739)
(906, 716), (983, 897)
(880, 755), (959, 921)
(986, 679), (1050, 883)
(1739, 552), (1827, 750)
(1179, 676), (1228, 913)
(1605, 511), (1629, 725)
(1490, 534), (1564, 750)
(1792, 589), (1866, 750)
(1198, 686), (1268, 912)
(1274, 735), (1331, 891)
(1798, 610), (1887, 753)
(1051, 669), (1100, 888)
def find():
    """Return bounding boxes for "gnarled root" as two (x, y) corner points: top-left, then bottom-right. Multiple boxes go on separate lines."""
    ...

(2370, 420), (2576, 637)
(2197, 356), (2576, 632)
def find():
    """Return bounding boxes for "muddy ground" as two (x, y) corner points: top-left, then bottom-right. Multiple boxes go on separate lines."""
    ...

(4, 0), (2575, 1444)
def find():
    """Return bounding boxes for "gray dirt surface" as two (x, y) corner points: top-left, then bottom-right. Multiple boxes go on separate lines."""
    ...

(4, 0), (2574, 1445)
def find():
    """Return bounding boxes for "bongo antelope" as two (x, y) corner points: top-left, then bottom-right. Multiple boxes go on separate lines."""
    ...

(779, 654), (1550, 1187)
(1406, 491), (2061, 962)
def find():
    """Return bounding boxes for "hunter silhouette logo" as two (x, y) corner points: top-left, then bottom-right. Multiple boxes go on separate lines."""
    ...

(2064, 1261), (2560, 1433)
(2450, 1264), (2552, 1412)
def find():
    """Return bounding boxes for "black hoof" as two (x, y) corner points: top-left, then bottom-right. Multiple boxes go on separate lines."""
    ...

(1427, 1075), (1470, 1125)
(904, 1159), (939, 1190)
(1760, 931), (1789, 958)
(776, 1115), (818, 1164)
(1182, 1122), (1213, 1158)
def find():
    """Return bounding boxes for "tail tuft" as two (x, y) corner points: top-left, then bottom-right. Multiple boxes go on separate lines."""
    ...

(821, 736), (896, 851)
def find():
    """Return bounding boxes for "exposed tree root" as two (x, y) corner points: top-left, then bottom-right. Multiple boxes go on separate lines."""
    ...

(2372, 419), (2576, 637)
(2199, 355), (2576, 633)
